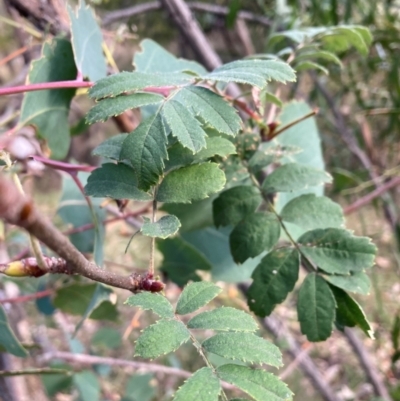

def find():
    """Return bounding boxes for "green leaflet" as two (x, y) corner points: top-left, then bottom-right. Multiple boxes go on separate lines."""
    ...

(120, 113), (168, 190)
(298, 228), (376, 274)
(262, 163), (332, 194)
(230, 212), (280, 264)
(213, 185), (262, 227)
(157, 237), (212, 286)
(172, 367), (221, 401)
(235, 133), (260, 160)
(216, 364), (293, 401)
(135, 319), (190, 359)
(297, 273), (336, 342)
(295, 61), (329, 75)
(176, 282), (222, 315)
(295, 49), (343, 67)
(86, 93), (163, 124)
(157, 163), (226, 204)
(163, 99), (207, 153)
(324, 272), (371, 295)
(141, 215), (181, 239)
(175, 86), (241, 136)
(0, 305), (27, 357)
(92, 133), (128, 160)
(203, 332), (282, 367)
(19, 38), (77, 159)
(123, 373), (156, 401)
(187, 307), (258, 332)
(247, 249), (300, 317)
(84, 163), (152, 201)
(330, 286), (374, 338)
(74, 370), (101, 401)
(125, 292), (174, 319)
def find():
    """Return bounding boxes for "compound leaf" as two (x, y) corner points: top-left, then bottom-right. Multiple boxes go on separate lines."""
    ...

(203, 333), (282, 367)
(216, 364), (293, 401)
(176, 282), (221, 315)
(135, 319), (190, 359)
(187, 307), (258, 332)
(173, 367), (220, 401)
(157, 163), (226, 204)
(141, 215), (181, 239)
(324, 272), (371, 295)
(247, 249), (299, 317)
(0, 306), (27, 357)
(230, 212), (280, 264)
(125, 292), (174, 319)
(297, 273), (336, 342)
(92, 133), (128, 160)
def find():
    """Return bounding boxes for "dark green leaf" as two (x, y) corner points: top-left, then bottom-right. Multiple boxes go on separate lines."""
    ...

(141, 215), (181, 239)
(0, 305), (27, 357)
(124, 373), (156, 401)
(176, 282), (222, 315)
(324, 272), (371, 295)
(297, 273), (336, 341)
(92, 133), (128, 160)
(125, 292), (174, 319)
(230, 212), (280, 264)
(92, 327), (122, 349)
(247, 249), (299, 317)
(135, 319), (190, 358)
(85, 163), (152, 201)
(213, 186), (262, 227)
(235, 133), (260, 160)
(73, 370), (100, 401)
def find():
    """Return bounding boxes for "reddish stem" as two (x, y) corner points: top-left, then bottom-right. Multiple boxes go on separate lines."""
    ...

(0, 289), (53, 304)
(30, 155), (96, 173)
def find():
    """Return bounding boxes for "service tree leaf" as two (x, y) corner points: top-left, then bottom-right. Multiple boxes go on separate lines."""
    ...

(158, 237), (212, 286)
(324, 272), (371, 295)
(247, 249), (300, 317)
(203, 333), (282, 367)
(125, 292), (174, 319)
(157, 163), (226, 203)
(216, 364), (293, 401)
(330, 286), (374, 338)
(187, 307), (258, 332)
(230, 212), (280, 264)
(262, 163), (332, 194)
(0, 305), (27, 357)
(68, 0), (106, 81)
(297, 273), (336, 342)
(173, 367), (220, 401)
(176, 282), (222, 315)
(86, 93), (163, 124)
(163, 99), (207, 152)
(85, 163), (152, 201)
(135, 319), (190, 359)
(92, 133), (128, 160)
(175, 86), (241, 136)
(120, 114), (168, 190)
(141, 215), (181, 239)
(19, 38), (77, 159)
(213, 186), (262, 228)
(298, 228), (377, 274)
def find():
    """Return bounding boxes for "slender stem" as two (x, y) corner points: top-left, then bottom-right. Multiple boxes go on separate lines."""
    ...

(0, 289), (53, 305)
(149, 193), (158, 276)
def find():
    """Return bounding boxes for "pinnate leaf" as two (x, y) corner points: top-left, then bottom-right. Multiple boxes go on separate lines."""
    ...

(92, 133), (128, 160)
(125, 292), (174, 319)
(141, 215), (181, 239)
(203, 333), (282, 367)
(297, 273), (336, 341)
(187, 307), (258, 332)
(176, 282), (221, 315)
(0, 306), (27, 357)
(298, 228), (376, 274)
(216, 364), (293, 401)
(247, 249), (299, 317)
(85, 163), (151, 201)
(120, 114), (168, 190)
(173, 367), (220, 401)
(157, 163), (226, 204)
(213, 186), (262, 227)
(324, 272), (371, 295)
(230, 212), (280, 264)
(262, 163), (332, 194)
(135, 319), (190, 359)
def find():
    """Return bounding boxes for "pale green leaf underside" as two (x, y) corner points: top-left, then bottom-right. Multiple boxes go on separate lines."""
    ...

(298, 228), (376, 274)
(216, 364), (293, 401)
(141, 215), (181, 239)
(0, 306), (27, 357)
(187, 307), (258, 332)
(203, 332), (282, 367)
(125, 292), (174, 319)
(176, 282), (222, 315)
(157, 163), (226, 204)
(92, 133), (128, 160)
(324, 272), (371, 295)
(173, 367), (221, 401)
(262, 163), (332, 194)
(295, 61), (329, 75)
(297, 273), (336, 342)
(135, 319), (190, 359)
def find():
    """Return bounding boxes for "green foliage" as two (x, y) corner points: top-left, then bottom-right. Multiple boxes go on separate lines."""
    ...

(324, 272), (371, 295)
(123, 373), (156, 401)
(92, 133), (128, 160)
(73, 370), (101, 401)
(0, 305), (27, 357)
(141, 215), (181, 239)
(125, 292), (174, 319)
